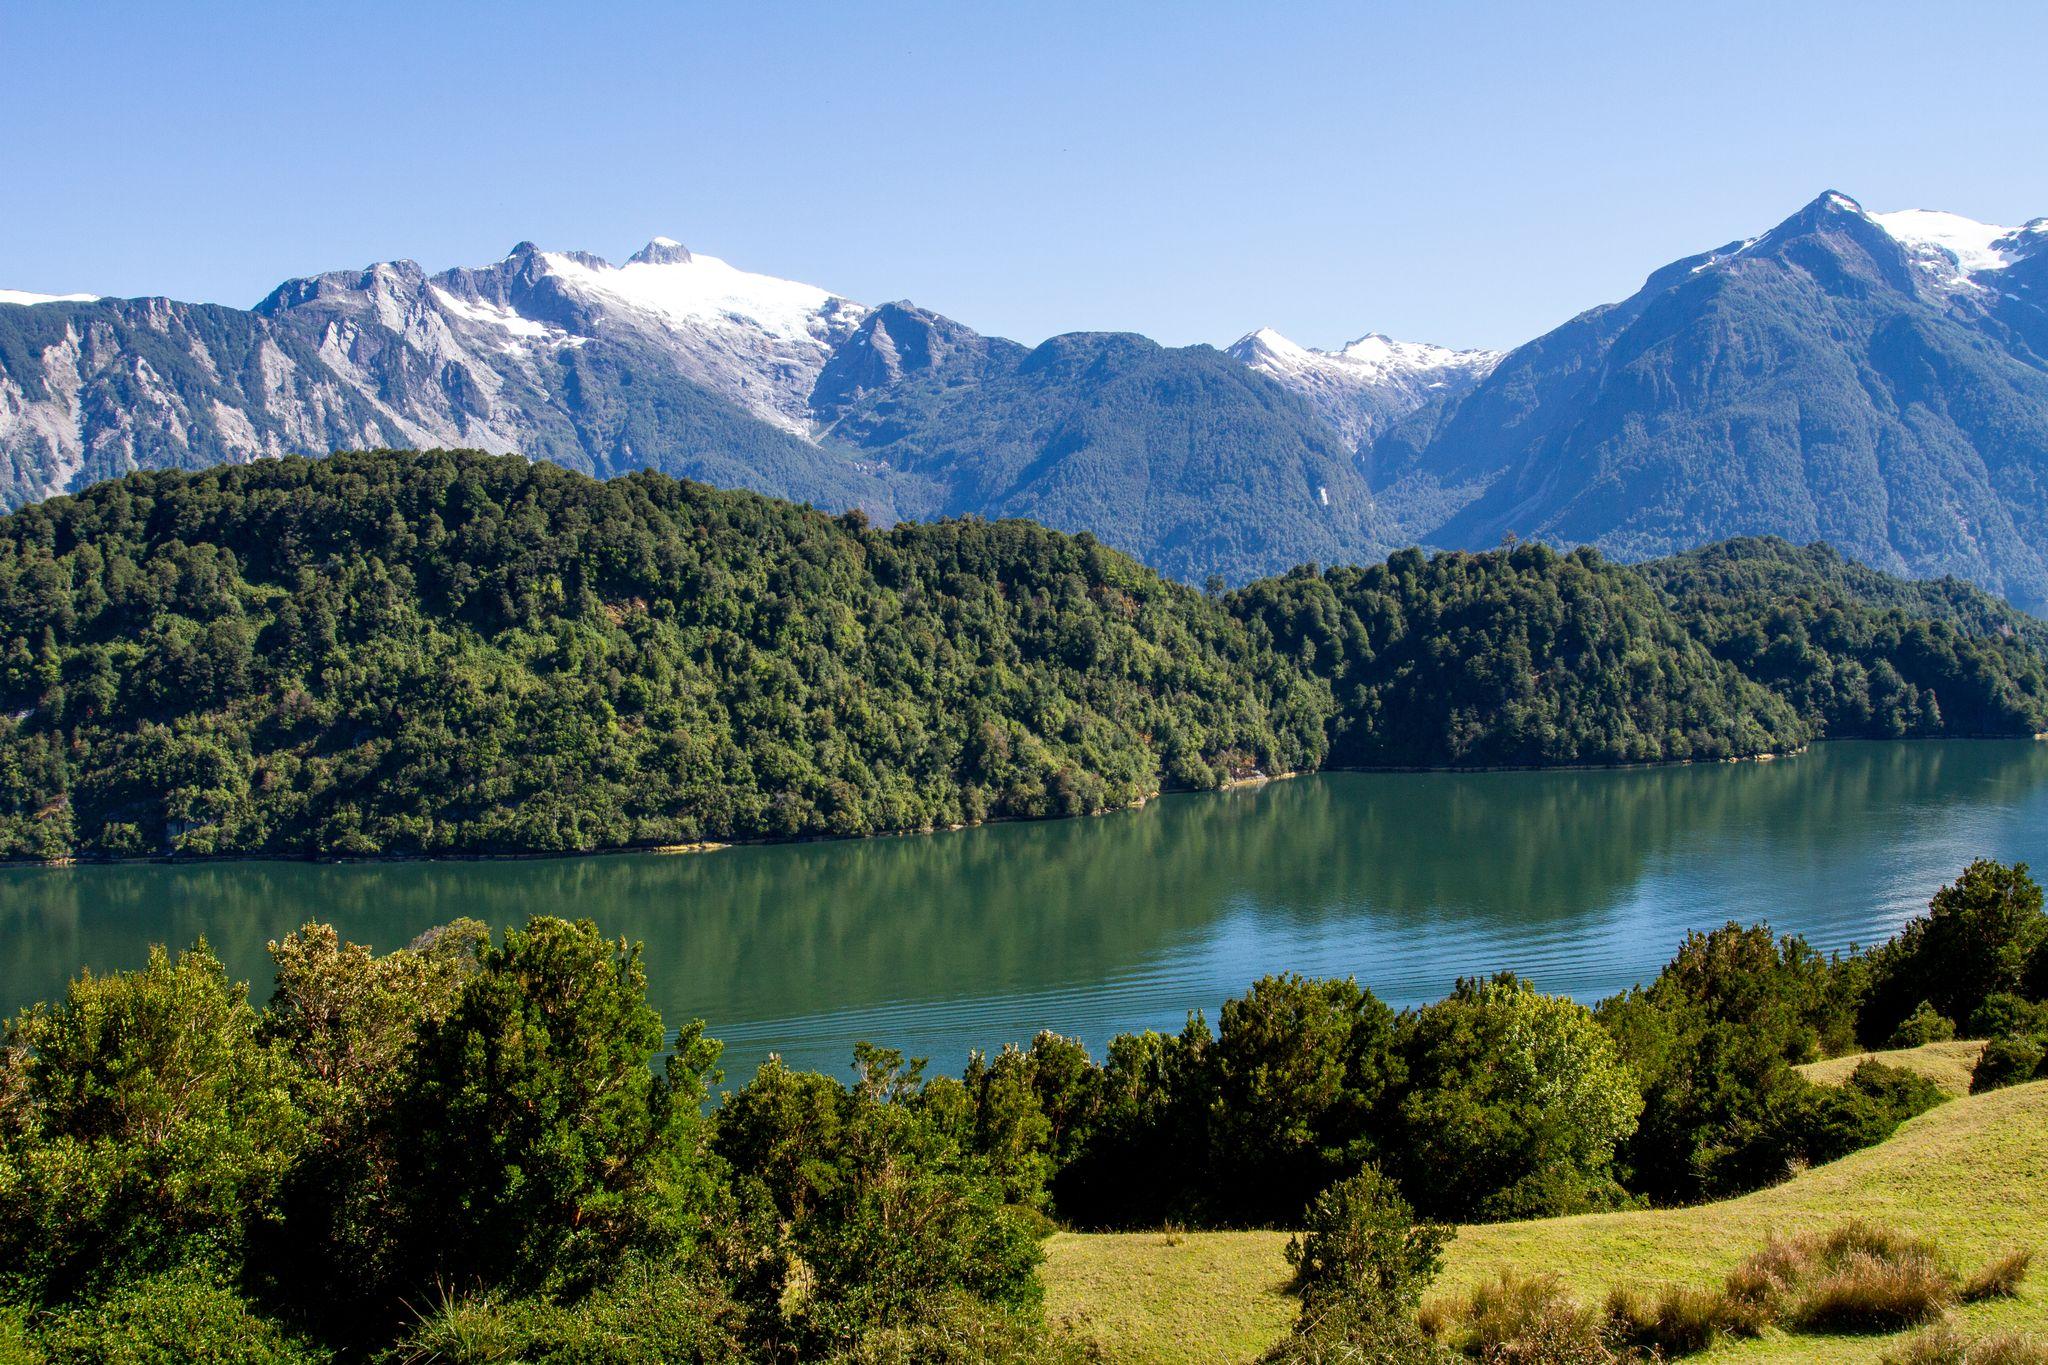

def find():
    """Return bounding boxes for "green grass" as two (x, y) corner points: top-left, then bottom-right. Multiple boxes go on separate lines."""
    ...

(1795, 1039), (1988, 1097)
(1044, 1079), (2048, 1364)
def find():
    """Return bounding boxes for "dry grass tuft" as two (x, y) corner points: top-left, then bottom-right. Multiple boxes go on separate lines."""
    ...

(1885, 1319), (2048, 1364)
(1455, 1272), (1614, 1363)
(1961, 1248), (2034, 1304)
(1722, 1219), (1955, 1332)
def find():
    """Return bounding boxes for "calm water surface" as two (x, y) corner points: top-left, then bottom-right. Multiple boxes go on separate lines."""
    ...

(4, 740), (2046, 1080)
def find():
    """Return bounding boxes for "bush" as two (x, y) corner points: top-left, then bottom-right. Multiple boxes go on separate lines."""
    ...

(1448, 1272), (1614, 1363)
(1793, 1253), (1954, 1333)
(1889, 1002), (1959, 1048)
(1971, 1035), (2048, 1093)
(1267, 1166), (1454, 1363)
(33, 1266), (327, 1364)
(1967, 993), (2048, 1040)
(0, 943), (309, 1303)
(1797, 1061), (1947, 1165)
(714, 1048), (1045, 1353)
(1286, 1166), (1451, 1319)
(1260, 1298), (1456, 1363)
(1602, 1283), (1733, 1356)
(383, 917), (722, 1300)
(825, 1293), (1102, 1364)
(1392, 975), (1642, 1220)
(1205, 974), (1399, 1226)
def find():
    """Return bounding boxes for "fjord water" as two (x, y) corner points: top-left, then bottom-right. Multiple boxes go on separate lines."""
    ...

(4, 740), (2046, 1080)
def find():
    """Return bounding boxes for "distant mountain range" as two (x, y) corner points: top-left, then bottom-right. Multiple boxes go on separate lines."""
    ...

(5, 191), (2048, 602)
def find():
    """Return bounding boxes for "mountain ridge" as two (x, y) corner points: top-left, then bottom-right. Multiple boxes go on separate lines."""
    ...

(7, 191), (2048, 600)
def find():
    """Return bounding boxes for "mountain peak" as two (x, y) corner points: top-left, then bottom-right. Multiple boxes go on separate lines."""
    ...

(627, 237), (695, 267)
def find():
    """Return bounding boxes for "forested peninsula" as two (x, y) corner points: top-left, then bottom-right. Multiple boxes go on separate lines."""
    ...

(2, 449), (2044, 860)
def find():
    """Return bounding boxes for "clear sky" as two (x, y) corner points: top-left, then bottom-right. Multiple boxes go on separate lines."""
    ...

(5, 0), (2044, 352)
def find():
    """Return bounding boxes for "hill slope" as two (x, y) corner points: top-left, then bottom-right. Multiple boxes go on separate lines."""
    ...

(2, 451), (2042, 860)
(1044, 1079), (2048, 1364)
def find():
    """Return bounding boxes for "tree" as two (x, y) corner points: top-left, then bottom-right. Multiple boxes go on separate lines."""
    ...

(1207, 974), (1399, 1223)
(1286, 1164), (1450, 1320)
(260, 918), (488, 1114)
(713, 1047), (1044, 1354)
(385, 917), (721, 1297)
(0, 944), (308, 1302)
(1862, 861), (2047, 1042)
(1391, 975), (1641, 1219)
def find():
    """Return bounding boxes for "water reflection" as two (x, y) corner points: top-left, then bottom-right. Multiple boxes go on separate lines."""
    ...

(2, 740), (2045, 1078)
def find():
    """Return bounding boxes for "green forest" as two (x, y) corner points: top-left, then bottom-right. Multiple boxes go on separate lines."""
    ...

(1, 450), (2044, 860)
(1, 859), (2044, 1362)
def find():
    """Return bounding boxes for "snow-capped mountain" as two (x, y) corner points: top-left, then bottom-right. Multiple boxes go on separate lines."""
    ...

(252, 237), (870, 440)
(1226, 327), (1501, 449)
(7, 194), (2048, 599)
(0, 240), (888, 516)
(0, 240), (1398, 582)
(1372, 190), (2048, 609)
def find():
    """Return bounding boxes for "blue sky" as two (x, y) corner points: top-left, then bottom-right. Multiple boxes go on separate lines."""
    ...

(5, 0), (2044, 351)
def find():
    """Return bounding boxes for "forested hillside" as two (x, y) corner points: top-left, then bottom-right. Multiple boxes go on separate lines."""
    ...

(1, 451), (2043, 861)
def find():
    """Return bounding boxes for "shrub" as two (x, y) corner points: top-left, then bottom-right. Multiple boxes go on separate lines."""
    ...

(714, 1048), (1045, 1353)
(1206, 974), (1399, 1225)
(0, 943), (309, 1303)
(33, 1266), (327, 1364)
(1967, 993), (2048, 1040)
(1889, 1002), (1959, 1048)
(1862, 861), (2047, 1044)
(1798, 1060), (1947, 1165)
(0, 1311), (34, 1365)
(1261, 1298), (1455, 1363)
(1266, 1166), (1454, 1363)
(1451, 1272), (1614, 1363)
(1793, 1252), (1954, 1333)
(1286, 1165), (1452, 1319)
(1961, 1248), (2033, 1303)
(1971, 1035), (2048, 1093)
(383, 917), (723, 1300)
(1392, 975), (1642, 1220)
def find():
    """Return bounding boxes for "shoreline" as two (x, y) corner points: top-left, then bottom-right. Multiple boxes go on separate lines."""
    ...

(8, 734), (2043, 871)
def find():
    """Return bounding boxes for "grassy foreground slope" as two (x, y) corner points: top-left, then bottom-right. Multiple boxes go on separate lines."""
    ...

(1044, 1080), (2048, 1364)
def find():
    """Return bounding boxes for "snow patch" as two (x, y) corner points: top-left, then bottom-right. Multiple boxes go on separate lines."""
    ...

(0, 289), (99, 307)
(540, 249), (854, 345)
(1873, 209), (2026, 279)
(429, 286), (554, 340)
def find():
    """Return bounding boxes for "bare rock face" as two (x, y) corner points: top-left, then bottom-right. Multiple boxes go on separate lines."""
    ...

(0, 240), (891, 517)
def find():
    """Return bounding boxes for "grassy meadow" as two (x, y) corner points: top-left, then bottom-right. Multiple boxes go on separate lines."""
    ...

(1045, 1060), (2048, 1364)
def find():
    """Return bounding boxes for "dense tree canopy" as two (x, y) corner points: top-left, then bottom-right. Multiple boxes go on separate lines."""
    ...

(2, 451), (2042, 861)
